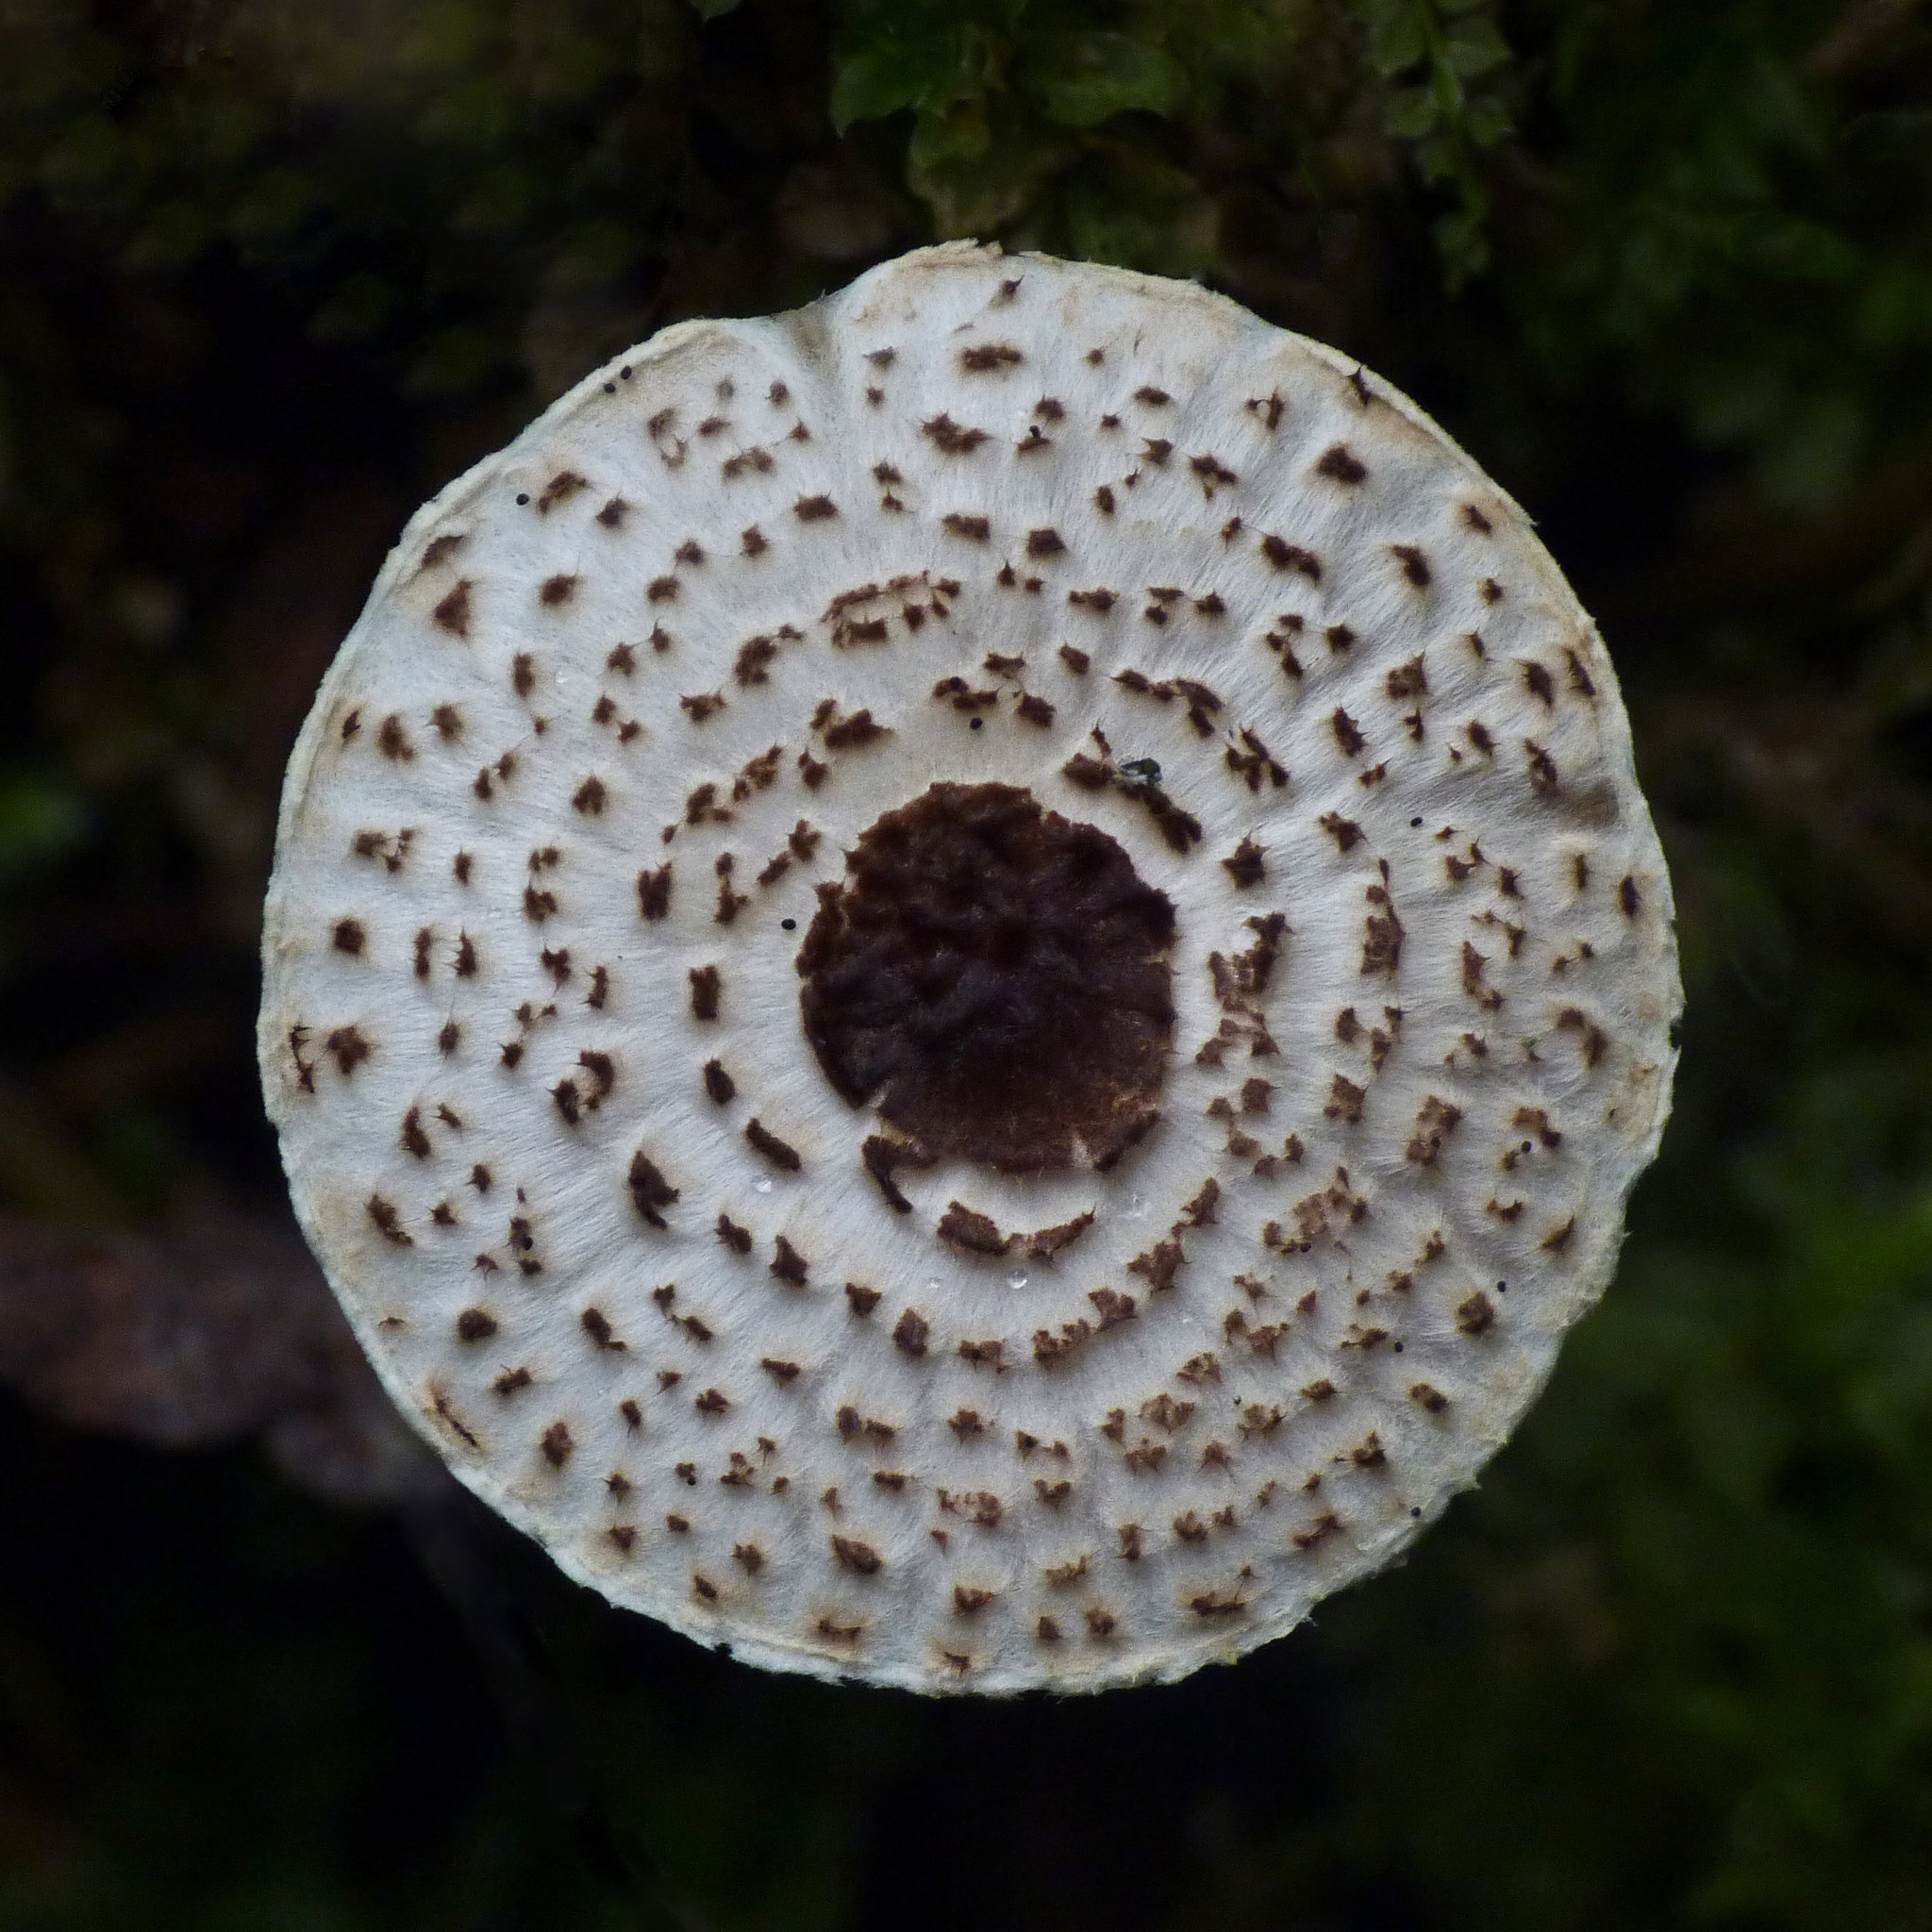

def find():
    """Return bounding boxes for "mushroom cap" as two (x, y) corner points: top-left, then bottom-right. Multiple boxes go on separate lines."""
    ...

(259, 243), (1681, 1694)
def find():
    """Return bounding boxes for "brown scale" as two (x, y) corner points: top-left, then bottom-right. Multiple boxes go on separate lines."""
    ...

(1189, 453), (1238, 498)
(1058, 748), (1203, 855)
(1407, 1095), (1463, 1166)
(1315, 442), (1367, 485)
(798, 783), (1175, 1175)
(1141, 1391), (1194, 1433)
(636, 862), (673, 920)
(580, 1308), (625, 1352)
(936, 1490), (1002, 1528)
(1292, 1511), (1342, 1550)
(1457, 1291), (1497, 1335)
(1032, 1320), (1094, 1367)
(1125, 1237), (1186, 1292)
(429, 1389), (480, 1448)
(1390, 544), (1431, 588)
(744, 1119), (801, 1171)
(1557, 1007), (1610, 1068)
(1189, 1585), (1250, 1620)
(836, 1407), (897, 1448)
(730, 744), (784, 801)
(1474, 909), (1527, 958)
(1461, 941), (1505, 1011)
(351, 828), (414, 873)
(1222, 837), (1266, 888)
(626, 1151), (679, 1229)
(1324, 1075), (1366, 1126)
(923, 414), (989, 455)
(1360, 873), (1404, 977)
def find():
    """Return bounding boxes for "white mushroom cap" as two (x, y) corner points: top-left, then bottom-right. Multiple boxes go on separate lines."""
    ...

(258, 243), (1681, 1694)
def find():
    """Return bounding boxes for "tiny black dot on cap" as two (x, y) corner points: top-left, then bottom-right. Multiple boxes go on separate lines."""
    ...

(969, 717), (984, 730)
(1410, 1507), (1422, 1519)
(781, 918), (796, 930)
(515, 492), (530, 505)
(1410, 816), (1423, 827)
(621, 366), (632, 378)
(1497, 1279), (1507, 1291)
(1392, 1341), (1404, 1353)
(604, 381), (616, 392)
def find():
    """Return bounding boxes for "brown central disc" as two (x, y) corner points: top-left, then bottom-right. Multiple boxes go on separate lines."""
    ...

(796, 781), (1176, 1174)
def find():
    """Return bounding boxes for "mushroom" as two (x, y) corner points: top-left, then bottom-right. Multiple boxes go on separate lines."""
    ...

(258, 243), (1681, 1693)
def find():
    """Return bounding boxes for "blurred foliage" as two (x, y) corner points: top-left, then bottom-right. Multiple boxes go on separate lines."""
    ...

(2, 0), (1931, 1927)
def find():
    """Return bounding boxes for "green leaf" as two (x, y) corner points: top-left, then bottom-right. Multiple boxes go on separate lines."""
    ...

(1412, 130), (1461, 183)
(831, 48), (929, 133)
(1361, 0), (1425, 77)
(1465, 93), (1511, 146)
(1429, 58), (1466, 115)
(1443, 18), (1511, 79)
(1384, 85), (1439, 139)
(830, 23), (968, 134)
(0, 772), (87, 883)
(1060, 148), (1219, 277)
(909, 125), (1063, 238)
(908, 96), (990, 173)
(1433, 202), (1491, 284)
(1026, 31), (1184, 129)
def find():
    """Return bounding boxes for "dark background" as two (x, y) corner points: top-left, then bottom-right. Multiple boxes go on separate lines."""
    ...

(3, 1), (1931, 1925)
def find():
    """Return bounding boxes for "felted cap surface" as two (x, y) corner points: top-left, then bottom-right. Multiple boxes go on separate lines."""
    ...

(259, 243), (1681, 1694)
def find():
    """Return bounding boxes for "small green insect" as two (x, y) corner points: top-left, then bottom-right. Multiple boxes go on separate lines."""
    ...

(1118, 757), (1162, 785)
